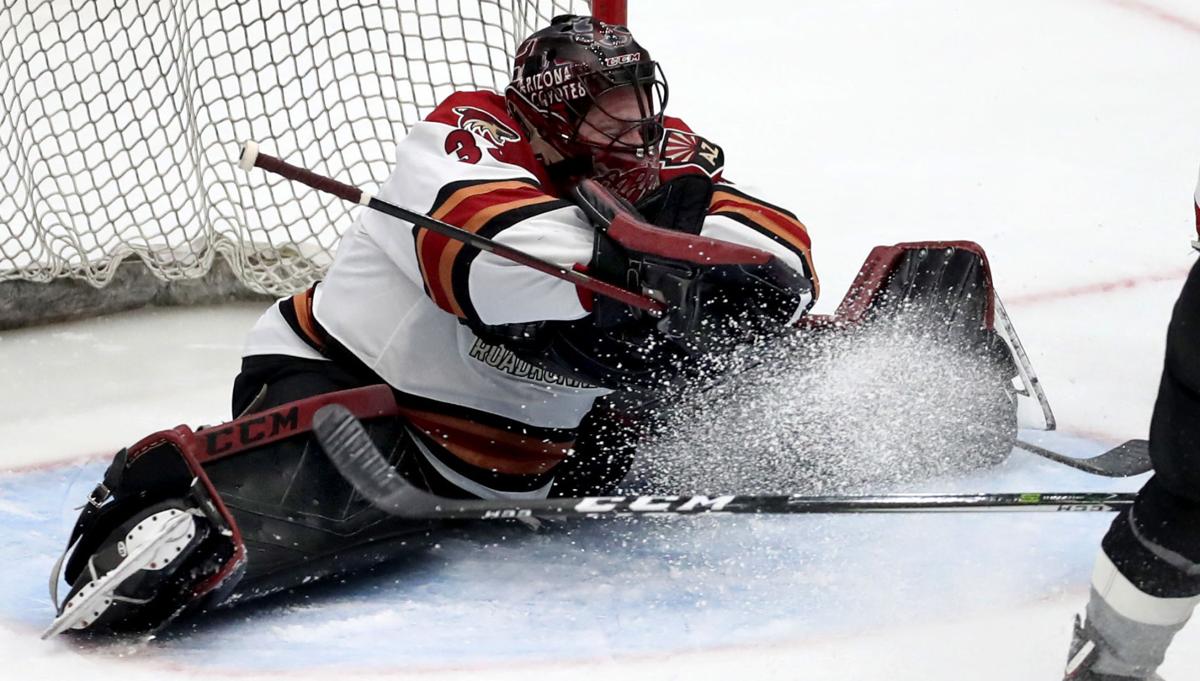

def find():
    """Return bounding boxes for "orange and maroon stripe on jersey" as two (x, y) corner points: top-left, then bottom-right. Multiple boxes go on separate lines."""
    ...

(708, 184), (820, 299)
(398, 404), (575, 476)
(414, 178), (572, 322)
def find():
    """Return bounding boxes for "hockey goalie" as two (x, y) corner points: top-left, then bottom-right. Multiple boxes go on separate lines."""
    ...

(45, 15), (1035, 636)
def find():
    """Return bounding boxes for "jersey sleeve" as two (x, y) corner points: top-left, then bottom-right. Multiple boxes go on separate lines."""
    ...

(703, 184), (819, 301)
(658, 116), (819, 302)
(358, 92), (595, 326)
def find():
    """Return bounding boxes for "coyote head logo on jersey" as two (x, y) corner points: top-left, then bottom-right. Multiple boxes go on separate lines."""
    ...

(453, 106), (521, 147)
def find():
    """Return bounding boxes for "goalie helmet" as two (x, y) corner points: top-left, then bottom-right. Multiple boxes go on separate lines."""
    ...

(505, 14), (668, 202)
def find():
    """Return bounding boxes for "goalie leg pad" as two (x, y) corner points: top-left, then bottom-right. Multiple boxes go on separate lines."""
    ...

(857, 242), (1018, 467)
(875, 243), (997, 349)
(51, 381), (441, 632)
(201, 407), (444, 602)
(208, 360), (452, 602)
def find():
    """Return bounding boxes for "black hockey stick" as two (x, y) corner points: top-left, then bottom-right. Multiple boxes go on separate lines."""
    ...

(1015, 438), (1151, 478)
(312, 404), (1136, 519)
(237, 142), (666, 316)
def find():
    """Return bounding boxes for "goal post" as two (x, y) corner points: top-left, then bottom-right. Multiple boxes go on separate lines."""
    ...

(591, 0), (627, 24)
(0, 0), (627, 328)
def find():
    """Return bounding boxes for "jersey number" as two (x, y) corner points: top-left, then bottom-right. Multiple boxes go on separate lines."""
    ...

(445, 130), (506, 164)
(445, 130), (482, 163)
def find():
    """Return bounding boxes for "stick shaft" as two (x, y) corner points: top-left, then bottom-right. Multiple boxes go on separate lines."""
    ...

(395, 492), (1137, 520)
(311, 403), (1138, 522)
(241, 143), (666, 315)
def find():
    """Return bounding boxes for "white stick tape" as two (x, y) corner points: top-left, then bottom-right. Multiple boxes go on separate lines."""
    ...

(238, 141), (259, 172)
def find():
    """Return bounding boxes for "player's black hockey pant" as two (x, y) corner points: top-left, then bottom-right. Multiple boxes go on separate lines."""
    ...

(1102, 259), (1200, 598)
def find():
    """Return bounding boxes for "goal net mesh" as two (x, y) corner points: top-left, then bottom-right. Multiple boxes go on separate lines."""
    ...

(0, 0), (588, 302)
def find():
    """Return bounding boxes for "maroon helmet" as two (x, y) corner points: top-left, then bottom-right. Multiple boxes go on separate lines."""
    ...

(505, 14), (668, 202)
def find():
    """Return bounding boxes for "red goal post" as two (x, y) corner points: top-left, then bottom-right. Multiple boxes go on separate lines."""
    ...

(592, 0), (628, 24)
(0, 0), (629, 328)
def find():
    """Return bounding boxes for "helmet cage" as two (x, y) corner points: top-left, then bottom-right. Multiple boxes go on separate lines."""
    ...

(567, 61), (668, 159)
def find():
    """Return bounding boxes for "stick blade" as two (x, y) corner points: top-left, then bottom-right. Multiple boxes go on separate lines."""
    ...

(1016, 438), (1152, 477)
(312, 403), (435, 517)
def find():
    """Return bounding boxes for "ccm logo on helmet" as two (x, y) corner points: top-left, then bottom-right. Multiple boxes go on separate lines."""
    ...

(603, 53), (641, 67)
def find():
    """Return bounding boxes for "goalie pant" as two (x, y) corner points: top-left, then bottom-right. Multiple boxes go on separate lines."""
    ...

(1073, 255), (1200, 678)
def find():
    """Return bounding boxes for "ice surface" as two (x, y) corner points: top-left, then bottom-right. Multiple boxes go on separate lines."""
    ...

(3, 0), (1200, 678)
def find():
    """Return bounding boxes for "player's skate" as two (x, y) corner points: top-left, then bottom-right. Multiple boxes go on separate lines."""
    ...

(1064, 614), (1168, 681)
(44, 500), (210, 638)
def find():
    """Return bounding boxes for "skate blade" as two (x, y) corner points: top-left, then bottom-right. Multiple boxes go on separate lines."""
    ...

(42, 511), (197, 639)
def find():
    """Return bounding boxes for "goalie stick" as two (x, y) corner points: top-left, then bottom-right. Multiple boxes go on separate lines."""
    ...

(238, 141), (666, 316)
(312, 404), (1137, 520)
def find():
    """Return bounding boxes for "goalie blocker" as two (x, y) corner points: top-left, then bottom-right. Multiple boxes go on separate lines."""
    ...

(46, 239), (1046, 636)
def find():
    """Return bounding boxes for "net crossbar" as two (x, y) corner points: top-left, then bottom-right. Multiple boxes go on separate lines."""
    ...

(0, 0), (587, 325)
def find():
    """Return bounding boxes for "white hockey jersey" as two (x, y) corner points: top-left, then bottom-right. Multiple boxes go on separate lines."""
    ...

(243, 91), (817, 493)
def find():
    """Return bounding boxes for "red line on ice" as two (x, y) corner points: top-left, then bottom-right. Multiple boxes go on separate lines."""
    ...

(1004, 268), (1191, 306)
(1101, 0), (1200, 36)
(0, 451), (111, 475)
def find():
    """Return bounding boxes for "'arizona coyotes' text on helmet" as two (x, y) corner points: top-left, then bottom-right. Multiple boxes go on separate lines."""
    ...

(505, 15), (668, 202)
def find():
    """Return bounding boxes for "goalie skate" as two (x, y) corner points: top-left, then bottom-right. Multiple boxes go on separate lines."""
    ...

(43, 503), (205, 638)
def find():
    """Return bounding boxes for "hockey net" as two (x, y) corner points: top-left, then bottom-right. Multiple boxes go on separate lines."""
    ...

(0, 0), (594, 327)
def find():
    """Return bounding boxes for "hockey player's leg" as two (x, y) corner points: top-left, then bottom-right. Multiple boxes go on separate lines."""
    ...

(1065, 261), (1200, 681)
(1147, 260), (1200, 496)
